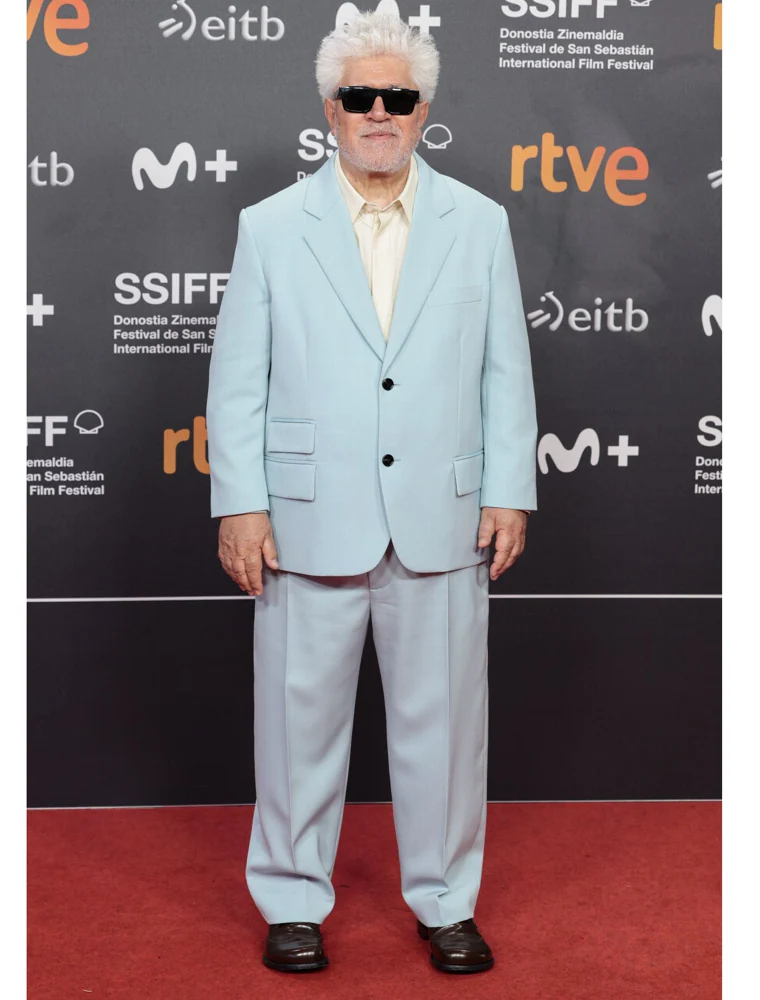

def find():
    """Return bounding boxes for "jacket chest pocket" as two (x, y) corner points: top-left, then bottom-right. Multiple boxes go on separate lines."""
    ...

(265, 418), (316, 454)
(427, 283), (482, 308)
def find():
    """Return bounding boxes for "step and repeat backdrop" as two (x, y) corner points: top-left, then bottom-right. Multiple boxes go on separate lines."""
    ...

(28, 0), (721, 807)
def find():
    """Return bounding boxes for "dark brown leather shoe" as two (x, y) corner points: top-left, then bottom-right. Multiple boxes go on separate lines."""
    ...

(262, 921), (329, 972)
(417, 917), (494, 973)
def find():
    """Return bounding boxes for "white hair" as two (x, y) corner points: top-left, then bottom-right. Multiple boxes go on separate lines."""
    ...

(315, 5), (440, 104)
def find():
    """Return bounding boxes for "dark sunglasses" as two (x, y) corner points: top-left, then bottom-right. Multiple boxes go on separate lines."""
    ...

(333, 85), (420, 115)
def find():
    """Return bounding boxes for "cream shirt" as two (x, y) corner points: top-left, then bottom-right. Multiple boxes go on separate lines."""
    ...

(334, 150), (418, 342)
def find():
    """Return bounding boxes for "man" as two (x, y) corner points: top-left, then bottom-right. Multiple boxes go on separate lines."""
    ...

(205, 6), (537, 976)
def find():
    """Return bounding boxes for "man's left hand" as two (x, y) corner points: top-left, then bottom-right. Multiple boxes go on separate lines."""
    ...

(477, 507), (528, 580)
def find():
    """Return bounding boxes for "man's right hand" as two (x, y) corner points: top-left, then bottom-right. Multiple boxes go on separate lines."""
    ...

(218, 512), (279, 597)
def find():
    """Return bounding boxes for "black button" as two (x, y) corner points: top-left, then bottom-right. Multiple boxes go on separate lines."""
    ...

(382, 378), (394, 390)
(382, 454), (394, 466)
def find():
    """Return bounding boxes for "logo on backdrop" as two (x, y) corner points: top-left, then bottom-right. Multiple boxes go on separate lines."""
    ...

(27, 294), (55, 327)
(27, 0), (90, 56)
(164, 417), (209, 475)
(511, 133), (647, 204)
(158, 0), (284, 41)
(695, 416), (721, 495)
(500, 1), (620, 17)
(707, 158), (722, 189)
(422, 124), (452, 149)
(27, 412), (107, 497)
(701, 295), (721, 337)
(131, 144), (237, 189)
(538, 429), (639, 473)
(29, 152), (74, 186)
(498, 1), (661, 75)
(336, 1), (442, 35)
(528, 291), (649, 333)
(112, 274), (225, 356)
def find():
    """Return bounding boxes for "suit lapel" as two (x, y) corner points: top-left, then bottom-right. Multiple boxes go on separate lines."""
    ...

(302, 149), (456, 370)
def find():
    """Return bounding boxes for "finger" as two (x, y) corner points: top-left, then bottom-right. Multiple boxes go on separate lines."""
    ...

(477, 520), (494, 549)
(491, 534), (518, 577)
(261, 533), (279, 570)
(243, 548), (264, 595)
(228, 558), (256, 595)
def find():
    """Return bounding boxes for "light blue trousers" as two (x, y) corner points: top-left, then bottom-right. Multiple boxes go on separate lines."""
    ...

(245, 540), (490, 927)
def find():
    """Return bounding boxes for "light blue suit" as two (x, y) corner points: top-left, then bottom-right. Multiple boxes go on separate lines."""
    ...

(205, 149), (538, 928)
(206, 149), (537, 575)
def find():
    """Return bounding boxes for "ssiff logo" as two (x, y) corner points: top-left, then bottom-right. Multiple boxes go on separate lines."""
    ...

(512, 133), (648, 205)
(501, 1), (618, 18)
(27, 0), (89, 56)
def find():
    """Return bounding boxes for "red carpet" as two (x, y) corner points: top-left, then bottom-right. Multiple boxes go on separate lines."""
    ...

(27, 802), (720, 999)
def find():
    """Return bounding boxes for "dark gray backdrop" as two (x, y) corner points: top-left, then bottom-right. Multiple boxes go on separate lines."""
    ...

(27, 0), (721, 807)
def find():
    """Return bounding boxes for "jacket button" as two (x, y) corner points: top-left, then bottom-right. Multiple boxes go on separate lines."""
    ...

(382, 378), (394, 390)
(382, 454), (394, 466)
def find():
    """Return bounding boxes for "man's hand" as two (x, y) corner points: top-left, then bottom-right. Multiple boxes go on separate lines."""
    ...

(218, 512), (279, 597)
(477, 507), (528, 581)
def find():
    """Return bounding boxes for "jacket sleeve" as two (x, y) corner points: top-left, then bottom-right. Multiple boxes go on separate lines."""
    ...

(206, 208), (272, 518)
(479, 204), (538, 511)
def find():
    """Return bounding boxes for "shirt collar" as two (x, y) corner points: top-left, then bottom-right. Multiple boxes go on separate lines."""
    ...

(334, 149), (418, 225)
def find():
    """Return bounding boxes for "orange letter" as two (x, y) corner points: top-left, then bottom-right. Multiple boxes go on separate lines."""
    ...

(604, 147), (648, 206)
(511, 144), (538, 191)
(714, 3), (722, 50)
(27, 0), (45, 40)
(566, 145), (606, 192)
(192, 417), (210, 475)
(540, 132), (566, 192)
(163, 427), (191, 474)
(45, 0), (90, 57)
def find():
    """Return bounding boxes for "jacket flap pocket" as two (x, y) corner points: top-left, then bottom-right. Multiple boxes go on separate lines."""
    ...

(264, 458), (316, 501)
(266, 418), (316, 454)
(428, 283), (482, 307)
(453, 450), (484, 496)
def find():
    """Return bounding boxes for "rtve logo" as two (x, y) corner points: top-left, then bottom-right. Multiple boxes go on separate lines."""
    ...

(132, 143), (237, 189)
(538, 428), (639, 474)
(501, 0), (618, 18)
(511, 133), (648, 205)
(164, 417), (209, 475)
(27, 0), (90, 56)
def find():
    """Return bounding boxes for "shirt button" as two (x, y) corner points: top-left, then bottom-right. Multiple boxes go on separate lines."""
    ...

(382, 378), (394, 390)
(382, 454), (394, 466)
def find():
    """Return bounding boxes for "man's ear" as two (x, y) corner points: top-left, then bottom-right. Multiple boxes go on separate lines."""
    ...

(324, 97), (335, 133)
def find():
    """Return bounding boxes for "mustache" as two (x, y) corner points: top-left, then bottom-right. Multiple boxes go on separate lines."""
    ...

(357, 127), (401, 137)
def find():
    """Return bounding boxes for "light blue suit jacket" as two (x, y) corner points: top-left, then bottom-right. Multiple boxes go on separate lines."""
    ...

(206, 149), (538, 576)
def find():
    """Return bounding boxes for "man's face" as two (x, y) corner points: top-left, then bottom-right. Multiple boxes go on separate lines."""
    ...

(324, 54), (430, 174)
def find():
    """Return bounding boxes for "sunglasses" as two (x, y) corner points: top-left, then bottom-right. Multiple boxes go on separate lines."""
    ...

(333, 86), (420, 115)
